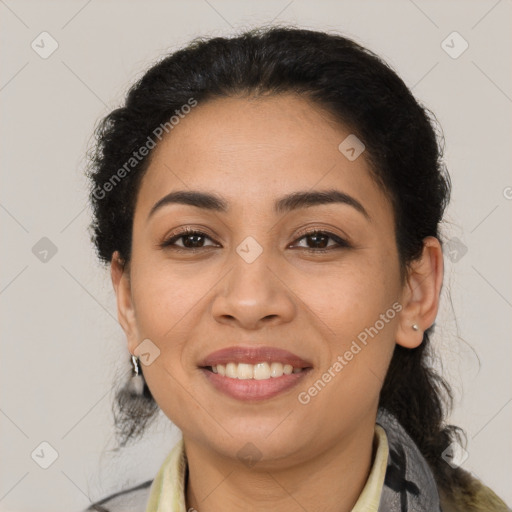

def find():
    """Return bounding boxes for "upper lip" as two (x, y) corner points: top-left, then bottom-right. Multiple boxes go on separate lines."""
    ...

(199, 346), (312, 368)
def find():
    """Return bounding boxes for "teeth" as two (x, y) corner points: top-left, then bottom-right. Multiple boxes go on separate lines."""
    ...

(238, 363), (253, 380)
(253, 362), (270, 380)
(270, 362), (283, 378)
(210, 362), (304, 379)
(226, 362), (238, 378)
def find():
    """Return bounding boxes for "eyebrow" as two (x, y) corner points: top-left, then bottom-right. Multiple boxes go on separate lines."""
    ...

(147, 189), (370, 221)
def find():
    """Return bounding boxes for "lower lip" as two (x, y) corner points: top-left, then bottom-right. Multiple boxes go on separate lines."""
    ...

(201, 368), (310, 401)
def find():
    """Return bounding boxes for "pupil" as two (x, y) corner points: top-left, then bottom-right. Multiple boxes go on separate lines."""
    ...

(185, 234), (203, 248)
(309, 233), (327, 248)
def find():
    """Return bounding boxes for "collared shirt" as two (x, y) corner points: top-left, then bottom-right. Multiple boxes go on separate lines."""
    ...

(144, 425), (389, 512)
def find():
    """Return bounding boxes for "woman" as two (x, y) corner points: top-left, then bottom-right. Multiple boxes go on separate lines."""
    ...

(84, 26), (509, 512)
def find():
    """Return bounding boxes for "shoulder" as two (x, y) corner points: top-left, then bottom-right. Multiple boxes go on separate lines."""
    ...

(438, 468), (511, 512)
(83, 479), (153, 512)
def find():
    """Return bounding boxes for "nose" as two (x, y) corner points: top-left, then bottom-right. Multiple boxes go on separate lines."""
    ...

(211, 249), (296, 331)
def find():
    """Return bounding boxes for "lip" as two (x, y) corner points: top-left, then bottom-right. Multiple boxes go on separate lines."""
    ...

(199, 346), (312, 402)
(201, 368), (310, 401)
(199, 346), (312, 368)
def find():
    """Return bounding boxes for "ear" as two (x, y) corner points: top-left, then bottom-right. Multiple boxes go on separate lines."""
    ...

(396, 236), (444, 349)
(111, 251), (140, 355)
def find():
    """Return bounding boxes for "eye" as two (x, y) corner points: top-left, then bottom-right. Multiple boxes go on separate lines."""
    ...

(159, 227), (350, 254)
(160, 228), (218, 251)
(291, 229), (350, 253)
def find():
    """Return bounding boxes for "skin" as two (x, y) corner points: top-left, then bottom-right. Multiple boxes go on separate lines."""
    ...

(111, 94), (444, 512)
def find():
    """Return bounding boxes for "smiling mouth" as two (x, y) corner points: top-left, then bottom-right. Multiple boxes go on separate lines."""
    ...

(200, 362), (311, 401)
(199, 345), (312, 401)
(205, 361), (305, 380)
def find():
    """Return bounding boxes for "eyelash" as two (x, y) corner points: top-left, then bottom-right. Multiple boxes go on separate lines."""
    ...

(159, 227), (350, 254)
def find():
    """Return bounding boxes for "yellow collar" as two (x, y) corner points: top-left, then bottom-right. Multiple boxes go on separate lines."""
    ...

(145, 425), (389, 512)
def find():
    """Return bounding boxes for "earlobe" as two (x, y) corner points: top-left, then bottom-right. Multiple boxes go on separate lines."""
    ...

(396, 236), (444, 349)
(110, 251), (139, 353)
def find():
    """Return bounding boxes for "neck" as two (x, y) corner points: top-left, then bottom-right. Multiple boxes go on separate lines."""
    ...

(184, 420), (376, 512)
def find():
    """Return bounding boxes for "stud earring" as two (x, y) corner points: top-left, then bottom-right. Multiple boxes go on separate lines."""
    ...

(128, 354), (144, 396)
(412, 324), (419, 331)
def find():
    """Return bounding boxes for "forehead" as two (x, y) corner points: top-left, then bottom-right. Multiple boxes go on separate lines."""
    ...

(136, 94), (391, 222)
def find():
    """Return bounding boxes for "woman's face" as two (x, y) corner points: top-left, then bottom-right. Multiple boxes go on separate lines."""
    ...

(115, 94), (411, 466)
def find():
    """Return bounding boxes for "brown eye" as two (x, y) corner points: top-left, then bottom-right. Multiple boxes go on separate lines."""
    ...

(160, 229), (218, 251)
(292, 230), (350, 252)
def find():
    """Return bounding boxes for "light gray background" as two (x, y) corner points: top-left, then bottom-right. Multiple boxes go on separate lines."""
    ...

(1, 1), (511, 511)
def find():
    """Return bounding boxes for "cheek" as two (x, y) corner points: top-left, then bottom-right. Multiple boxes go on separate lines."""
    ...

(140, 362), (201, 437)
(128, 265), (207, 404)
(302, 256), (400, 336)
(298, 252), (400, 395)
(131, 263), (206, 340)
(130, 267), (206, 427)
(296, 266), (399, 420)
